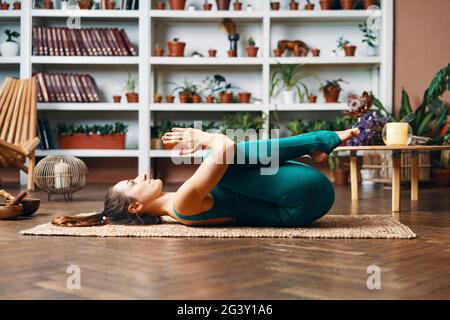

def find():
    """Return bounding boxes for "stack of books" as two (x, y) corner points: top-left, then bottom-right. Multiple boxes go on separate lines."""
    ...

(34, 72), (101, 103)
(37, 118), (54, 150)
(32, 26), (137, 56)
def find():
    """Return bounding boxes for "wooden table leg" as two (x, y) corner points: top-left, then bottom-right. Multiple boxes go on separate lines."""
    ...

(411, 151), (419, 201)
(350, 151), (359, 201)
(392, 150), (401, 212)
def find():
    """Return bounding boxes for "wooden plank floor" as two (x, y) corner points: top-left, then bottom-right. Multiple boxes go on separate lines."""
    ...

(0, 182), (449, 299)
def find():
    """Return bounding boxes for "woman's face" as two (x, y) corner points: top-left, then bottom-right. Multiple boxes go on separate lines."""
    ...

(113, 173), (163, 206)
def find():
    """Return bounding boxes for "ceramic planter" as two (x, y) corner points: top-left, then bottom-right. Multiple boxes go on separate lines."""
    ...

(271, 2), (280, 10)
(233, 2), (242, 11)
(323, 87), (341, 103)
(154, 96), (162, 103)
(113, 95), (122, 103)
(311, 48), (321, 56)
(289, 2), (299, 10)
(155, 2), (166, 10)
(216, 0), (231, 10)
(167, 40), (186, 57)
(179, 92), (192, 103)
(273, 48), (282, 57)
(307, 95), (318, 103)
(59, 133), (125, 149)
(246, 46), (259, 57)
(169, 0), (186, 10)
(362, 0), (376, 9)
(166, 95), (175, 103)
(228, 49), (237, 57)
(219, 91), (233, 103)
(203, 3), (213, 10)
(0, 2), (9, 10)
(105, 1), (116, 9)
(0, 42), (19, 57)
(208, 49), (217, 57)
(192, 95), (201, 103)
(78, 0), (93, 9)
(154, 47), (164, 56)
(340, 0), (354, 10)
(304, 3), (315, 10)
(319, 0), (332, 10)
(333, 168), (349, 185)
(365, 45), (378, 56)
(238, 92), (252, 104)
(126, 92), (139, 103)
(151, 138), (163, 150)
(13, 2), (21, 10)
(283, 89), (296, 105)
(344, 45), (357, 56)
(206, 95), (215, 103)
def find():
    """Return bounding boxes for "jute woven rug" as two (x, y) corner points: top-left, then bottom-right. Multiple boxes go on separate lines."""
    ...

(20, 213), (416, 239)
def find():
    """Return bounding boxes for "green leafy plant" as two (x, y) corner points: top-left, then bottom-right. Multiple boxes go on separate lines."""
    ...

(287, 119), (308, 135)
(336, 36), (352, 51)
(359, 22), (377, 48)
(167, 78), (199, 96)
(221, 112), (267, 140)
(57, 122), (129, 136)
(247, 37), (256, 47)
(124, 71), (138, 93)
(320, 78), (347, 92)
(4, 29), (20, 43)
(201, 74), (239, 97)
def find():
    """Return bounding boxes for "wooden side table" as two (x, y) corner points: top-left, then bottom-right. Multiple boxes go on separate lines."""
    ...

(335, 146), (450, 212)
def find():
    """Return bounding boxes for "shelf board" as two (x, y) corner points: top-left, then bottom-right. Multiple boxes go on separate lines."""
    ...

(150, 103), (265, 111)
(38, 103), (140, 111)
(31, 56), (140, 65)
(150, 149), (206, 158)
(31, 9), (140, 18)
(269, 56), (382, 65)
(150, 10), (263, 21)
(151, 57), (263, 65)
(0, 10), (21, 18)
(270, 103), (349, 111)
(36, 149), (140, 157)
(270, 10), (377, 22)
(0, 57), (21, 64)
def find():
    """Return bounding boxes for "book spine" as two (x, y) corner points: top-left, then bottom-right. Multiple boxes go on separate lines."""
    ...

(99, 28), (112, 56)
(49, 27), (56, 56)
(106, 29), (119, 56)
(69, 29), (81, 56)
(53, 73), (65, 102)
(80, 29), (92, 56)
(43, 119), (54, 149)
(69, 74), (83, 102)
(36, 73), (48, 102)
(113, 28), (128, 56)
(88, 28), (101, 56)
(93, 29), (107, 56)
(119, 29), (137, 56)
(59, 73), (71, 102)
(84, 74), (100, 102)
(61, 28), (69, 56)
(56, 27), (64, 56)
(43, 73), (55, 102)
(76, 74), (90, 102)
(42, 26), (48, 55)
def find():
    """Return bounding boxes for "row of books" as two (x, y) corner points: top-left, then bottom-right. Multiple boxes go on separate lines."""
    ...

(32, 26), (137, 56)
(37, 118), (54, 150)
(35, 72), (101, 103)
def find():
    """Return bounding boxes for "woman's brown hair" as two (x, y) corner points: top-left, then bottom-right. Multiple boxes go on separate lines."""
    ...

(52, 187), (162, 227)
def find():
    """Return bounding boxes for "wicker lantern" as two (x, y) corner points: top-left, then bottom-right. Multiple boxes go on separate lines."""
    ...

(34, 156), (88, 201)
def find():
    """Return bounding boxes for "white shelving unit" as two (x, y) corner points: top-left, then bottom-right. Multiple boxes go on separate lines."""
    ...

(0, 0), (393, 186)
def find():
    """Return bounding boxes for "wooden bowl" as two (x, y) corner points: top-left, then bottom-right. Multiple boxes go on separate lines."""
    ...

(20, 198), (41, 217)
(0, 203), (23, 220)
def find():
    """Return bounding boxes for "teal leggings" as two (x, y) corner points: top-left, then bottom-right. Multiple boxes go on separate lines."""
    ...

(181, 130), (342, 227)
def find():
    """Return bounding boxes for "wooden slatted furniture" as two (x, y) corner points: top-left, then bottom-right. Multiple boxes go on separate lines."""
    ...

(0, 77), (40, 191)
(336, 146), (450, 213)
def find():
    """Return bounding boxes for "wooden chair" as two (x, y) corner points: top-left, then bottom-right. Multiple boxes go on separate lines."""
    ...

(0, 77), (40, 191)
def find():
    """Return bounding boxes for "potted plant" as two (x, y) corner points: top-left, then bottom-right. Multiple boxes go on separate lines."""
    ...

(320, 79), (346, 103)
(304, 0), (315, 10)
(307, 88), (318, 103)
(208, 48), (217, 57)
(0, 30), (20, 57)
(246, 37), (259, 57)
(167, 79), (198, 103)
(311, 48), (321, 57)
(340, 0), (355, 10)
(273, 44), (283, 57)
(221, 112), (266, 141)
(205, 95), (215, 103)
(166, 95), (175, 103)
(154, 43), (164, 56)
(289, 0), (299, 11)
(271, 63), (318, 105)
(155, 1), (166, 10)
(192, 94), (202, 103)
(271, 1), (280, 10)
(0, 2), (10, 10)
(154, 92), (163, 103)
(337, 36), (357, 57)
(203, 0), (213, 10)
(167, 38), (186, 57)
(216, 0), (231, 11)
(13, 1), (21, 10)
(78, 0), (93, 9)
(113, 95), (122, 103)
(105, 0), (116, 9)
(238, 91), (252, 104)
(227, 49), (237, 57)
(319, 0), (332, 10)
(233, 0), (242, 11)
(329, 152), (349, 185)
(124, 71), (139, 103)
(359, 22), (378, 56)
(152, 120), (175, 149)
(287, 119), (308, 136)
(57, 122), (128, 150)
(169, 0), (186, 10)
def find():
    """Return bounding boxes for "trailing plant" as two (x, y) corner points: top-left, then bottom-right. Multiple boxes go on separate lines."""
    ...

(57, 122), (129, 136)
(359, 22), (377, 48)
(4, 29), (20, 43)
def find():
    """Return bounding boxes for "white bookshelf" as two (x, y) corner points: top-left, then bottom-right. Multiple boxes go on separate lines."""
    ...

(0, 0), (393, 186)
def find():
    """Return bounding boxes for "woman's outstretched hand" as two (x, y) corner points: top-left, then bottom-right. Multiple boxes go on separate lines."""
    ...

(161, 127), (214, 155)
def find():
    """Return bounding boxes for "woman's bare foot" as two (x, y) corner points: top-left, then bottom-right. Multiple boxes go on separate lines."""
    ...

(311, 128), (360, 164)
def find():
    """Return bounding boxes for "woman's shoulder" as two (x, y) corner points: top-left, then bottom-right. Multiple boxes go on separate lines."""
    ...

(172, 191), (214, 217)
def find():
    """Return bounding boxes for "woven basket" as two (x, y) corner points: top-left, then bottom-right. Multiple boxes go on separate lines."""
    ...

(361, 151), (431, 183)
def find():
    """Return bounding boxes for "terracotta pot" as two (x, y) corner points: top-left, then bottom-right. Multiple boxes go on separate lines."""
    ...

(154, 96), (162, 103)
(311, 48), (321, 56)
(13, 2), (21, 10)
(333, 168), (349, 185)
(151, 138), (163, 150)
(1, 2), (10, 10)
(105, 1), (116, 9)
(271, 2), (280, 10)
(344, 45), (357, 56)
(167, 40), (186, 57)
(169, 0), (186, 10)
(304, 3), (315, 10)
(362, 0), (377, 9)
(233, 2), (242, 11)
(208, 49), (217, 57)
(219, 91), (233, 103)
(155, 2), (166, 10)
(293, 45), (302, 57)
(113, 95), (122, 103)
(78, 0), (93, 9)
(163, 142), (176, 150)
(179, 92), (192, 103)
(216, 0), (231, 10)
(432, 168), (450, 187)
(126, 92), (139, 103)
(192, 95), (201, 103)
(166, 95), (175, 103)
(203, 3), (213, 10)
(228, 49), (237, 57)
(289, 2), (299, 10)
(323, 87), (341, 103)
(59, 133), (125, 149)
(307, 95), (317, 103)
(154, 48), (164, 56)
(246, 46), (259, 57)
(206, 95), (215, 103)
(319, 0), (332, 10)
(340, 0), (354, 10)
(238, 92), (251, 104)
(273, 48), (282, 57)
